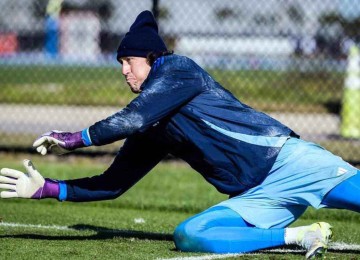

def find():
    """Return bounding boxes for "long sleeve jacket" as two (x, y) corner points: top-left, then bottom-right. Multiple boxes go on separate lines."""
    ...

(63, 54), (298, 201)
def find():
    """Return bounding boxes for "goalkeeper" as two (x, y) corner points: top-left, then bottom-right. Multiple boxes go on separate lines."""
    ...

(1, 10), (359, 259)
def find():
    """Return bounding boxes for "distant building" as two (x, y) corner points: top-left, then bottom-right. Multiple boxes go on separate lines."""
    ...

(0, 0), (359, 66)
(0, 0), (352, 39)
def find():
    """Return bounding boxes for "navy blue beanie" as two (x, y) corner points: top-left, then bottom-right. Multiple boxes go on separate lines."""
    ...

(117, 10), (167, 60)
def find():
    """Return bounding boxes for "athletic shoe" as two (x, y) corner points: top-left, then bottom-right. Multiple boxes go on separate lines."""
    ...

(297, 222), (333, 259)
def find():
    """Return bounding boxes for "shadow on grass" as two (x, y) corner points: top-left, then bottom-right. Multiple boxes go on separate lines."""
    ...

(0, 223), (173, 241)
(1, 225), (360, 256)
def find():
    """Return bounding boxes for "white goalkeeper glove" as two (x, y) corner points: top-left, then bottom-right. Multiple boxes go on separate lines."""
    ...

(33, 130), (85, 155)
(0, 159), (45, 199)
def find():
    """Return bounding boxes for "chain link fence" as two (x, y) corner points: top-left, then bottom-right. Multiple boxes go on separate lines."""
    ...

(0, 0), (359, 163)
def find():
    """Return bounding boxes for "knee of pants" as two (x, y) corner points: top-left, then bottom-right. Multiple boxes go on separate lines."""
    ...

(173, 218), (202, 252)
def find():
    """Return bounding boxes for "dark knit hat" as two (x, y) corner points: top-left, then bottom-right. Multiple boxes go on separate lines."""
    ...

(117, 10), (167, 60)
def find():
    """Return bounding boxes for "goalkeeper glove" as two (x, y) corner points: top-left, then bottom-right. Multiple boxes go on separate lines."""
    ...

(0, 159), (60, 199)
(33, 130), (85, 155)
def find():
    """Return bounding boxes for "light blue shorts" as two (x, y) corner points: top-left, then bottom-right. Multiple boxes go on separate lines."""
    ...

(216, 138), (358, 229)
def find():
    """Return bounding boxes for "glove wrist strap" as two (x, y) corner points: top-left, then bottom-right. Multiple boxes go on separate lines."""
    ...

(31, 178), (60, 199)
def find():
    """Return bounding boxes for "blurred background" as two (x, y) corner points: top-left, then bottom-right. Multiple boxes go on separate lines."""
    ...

(0, 0), (359, 164)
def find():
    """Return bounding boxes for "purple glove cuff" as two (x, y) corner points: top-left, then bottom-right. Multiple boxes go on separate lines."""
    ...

(31, 178), (60, 199)
(50, 131), (85, 150)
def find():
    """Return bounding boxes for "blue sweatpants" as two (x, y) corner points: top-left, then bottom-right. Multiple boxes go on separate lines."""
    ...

(174, 206), (285, 253)
(174, 171), (360, 253)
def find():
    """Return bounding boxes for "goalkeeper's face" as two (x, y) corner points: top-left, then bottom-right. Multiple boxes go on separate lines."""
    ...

(120, 57), (151, 94)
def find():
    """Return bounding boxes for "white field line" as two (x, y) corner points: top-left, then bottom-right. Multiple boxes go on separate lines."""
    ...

(1, 222), (359, 259)
(159, 242), (360, 260)
(0, 222), (72, 231)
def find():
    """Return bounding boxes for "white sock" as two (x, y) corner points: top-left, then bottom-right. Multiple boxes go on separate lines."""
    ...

(284, 226), (308, 245)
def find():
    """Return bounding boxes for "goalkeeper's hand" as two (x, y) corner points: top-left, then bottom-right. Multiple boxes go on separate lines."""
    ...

(0, 160), (60, 199)
(33, 130), (85, 155)
(0, 159), (45, 199)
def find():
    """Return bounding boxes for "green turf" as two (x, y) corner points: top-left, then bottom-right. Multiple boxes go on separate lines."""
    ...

(0, 153), (359, 259)
(0, 65), (344, 112)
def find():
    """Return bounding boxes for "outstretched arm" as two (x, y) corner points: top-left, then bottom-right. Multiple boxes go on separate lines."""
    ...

(3, 135), (167, 202)
(33, 58), (203, 155)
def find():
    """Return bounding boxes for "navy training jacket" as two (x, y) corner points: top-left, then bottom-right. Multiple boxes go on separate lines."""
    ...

(64, 54), (299, 202)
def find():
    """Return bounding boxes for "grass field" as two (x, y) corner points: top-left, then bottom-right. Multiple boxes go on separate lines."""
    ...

(0, 153), (359, 259)
(0, 65), (344, 112)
